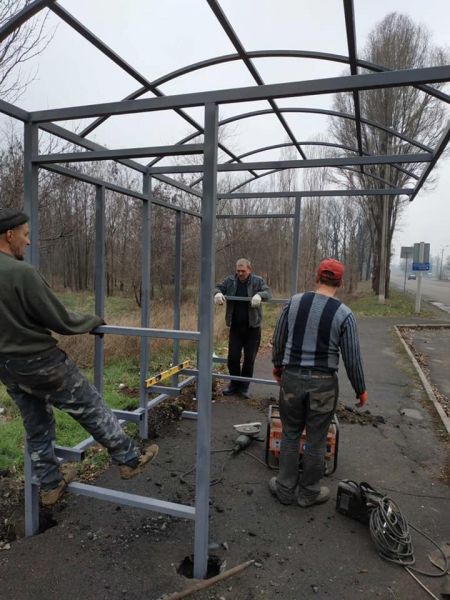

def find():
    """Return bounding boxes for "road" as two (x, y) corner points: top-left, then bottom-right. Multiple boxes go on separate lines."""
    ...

(391, 271), (450, 312)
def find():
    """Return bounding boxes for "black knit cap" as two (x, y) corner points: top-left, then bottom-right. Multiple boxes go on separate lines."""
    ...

(0, 208), (29, 234)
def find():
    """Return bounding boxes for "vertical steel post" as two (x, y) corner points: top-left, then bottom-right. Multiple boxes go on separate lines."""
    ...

(172, 210), (183, 382)
(193, 103), (218, 580)
(23, 122), (39, 267)
(94, 185), (106, 394)
(378, 195), (389, 304)
(23, 121), (40, 534)
(139, 174), (152, 438)
(290, 195), (302, 296)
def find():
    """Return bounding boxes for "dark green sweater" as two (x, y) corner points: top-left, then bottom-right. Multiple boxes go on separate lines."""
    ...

(0, 251), (103, 357)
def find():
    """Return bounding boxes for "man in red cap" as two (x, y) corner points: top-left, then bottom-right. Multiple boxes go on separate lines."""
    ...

(270, 258), (368, 507)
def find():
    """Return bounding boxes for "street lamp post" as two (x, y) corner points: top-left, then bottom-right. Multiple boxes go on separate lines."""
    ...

(440, 245), (449, 280)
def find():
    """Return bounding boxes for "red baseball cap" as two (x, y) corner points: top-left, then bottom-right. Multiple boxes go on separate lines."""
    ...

(317, 258), (345, 282)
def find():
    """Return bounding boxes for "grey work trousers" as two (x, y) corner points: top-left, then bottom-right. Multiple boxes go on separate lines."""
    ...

(0, 347), (138, 490)
(276, 367), (338, 503)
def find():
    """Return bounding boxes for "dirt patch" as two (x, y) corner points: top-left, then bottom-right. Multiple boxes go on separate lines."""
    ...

(398, 326), (450, 419)
(336, 403), (387, 427)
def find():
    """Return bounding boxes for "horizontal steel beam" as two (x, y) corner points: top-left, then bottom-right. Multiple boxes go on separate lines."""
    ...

(67, 482), (196, 519)
(95, 325), (200, 341)
(112, 409), (144, 423)
(40, 164), (202, 217)
(35, 144), (204, 164)
(30, 66), (450, 122)
(149, 153), (430, 174)
(217, 213), (295, 219)
(0, 98), (30, 121)
(219, 188), (413, 199)
(54, 445), (85, 462)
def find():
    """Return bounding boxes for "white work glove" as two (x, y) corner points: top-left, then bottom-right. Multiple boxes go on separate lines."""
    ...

(251, 293), (262, 308)
(214, 292), (225, 305)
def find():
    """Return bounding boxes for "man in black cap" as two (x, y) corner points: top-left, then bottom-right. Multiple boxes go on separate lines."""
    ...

(0, 208), (159, 506)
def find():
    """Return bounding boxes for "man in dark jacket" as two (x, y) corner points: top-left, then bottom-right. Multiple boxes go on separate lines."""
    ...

(0, 209), (158, 507)
(270, 258), (368, 507)
(214, 258), (271, 399)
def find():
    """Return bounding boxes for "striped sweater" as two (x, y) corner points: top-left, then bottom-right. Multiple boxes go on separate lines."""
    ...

(272, 291), (366, 396)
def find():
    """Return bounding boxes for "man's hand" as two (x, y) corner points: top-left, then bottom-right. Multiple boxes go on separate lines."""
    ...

(251, 293), (262, 307)
(355, 391), (368, 408)
(272, 366), (283, 385)
(214, 292), (225, 305)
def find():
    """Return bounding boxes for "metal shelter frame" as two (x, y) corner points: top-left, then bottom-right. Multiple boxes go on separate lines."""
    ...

(1, 0), (450, 579)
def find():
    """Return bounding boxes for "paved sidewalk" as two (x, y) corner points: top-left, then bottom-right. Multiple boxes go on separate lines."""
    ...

(1, 315), (449, 600)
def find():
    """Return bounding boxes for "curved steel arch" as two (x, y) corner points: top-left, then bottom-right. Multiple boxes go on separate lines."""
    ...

(226, 163), (400, 195)
(79, 49), (449, 141)
(218, 142), (399, 192)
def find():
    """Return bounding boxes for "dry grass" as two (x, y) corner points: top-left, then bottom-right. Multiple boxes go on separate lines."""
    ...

(58, 300), (228, 368)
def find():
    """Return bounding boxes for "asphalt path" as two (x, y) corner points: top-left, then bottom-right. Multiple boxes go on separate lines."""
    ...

(391, 271), (450, 312)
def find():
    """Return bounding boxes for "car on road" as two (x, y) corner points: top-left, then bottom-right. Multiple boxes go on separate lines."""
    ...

(408, 273), (416, 280)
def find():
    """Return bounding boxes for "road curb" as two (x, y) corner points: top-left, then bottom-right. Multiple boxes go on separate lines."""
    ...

(394, 324), (450, 436)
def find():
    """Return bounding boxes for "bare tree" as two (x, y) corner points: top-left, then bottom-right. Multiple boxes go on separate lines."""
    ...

(331, 12), (448, 297)
(0, 0), (53, 101)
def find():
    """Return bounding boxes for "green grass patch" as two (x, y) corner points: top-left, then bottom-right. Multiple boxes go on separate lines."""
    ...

(346, 286), (432, 317)
(55, 290), (137, 319)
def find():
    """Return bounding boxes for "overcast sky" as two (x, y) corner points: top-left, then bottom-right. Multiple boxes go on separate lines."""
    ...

(6, 0), (450, 262)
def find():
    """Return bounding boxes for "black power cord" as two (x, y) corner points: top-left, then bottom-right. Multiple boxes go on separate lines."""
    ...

(338, 481), (449, 599)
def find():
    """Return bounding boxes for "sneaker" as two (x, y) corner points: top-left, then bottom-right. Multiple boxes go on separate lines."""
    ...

(40, 463), (78, 507)
(223, 386), (239, 396)
(119, 444), (159, 480)
(240, 390), (250, 399)
(297, 486), (330, 508)
(268, 476), (293, 505)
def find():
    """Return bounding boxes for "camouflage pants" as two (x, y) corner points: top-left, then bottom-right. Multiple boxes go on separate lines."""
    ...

(277, 367), (338, 503)
(0, 347), (138, 490)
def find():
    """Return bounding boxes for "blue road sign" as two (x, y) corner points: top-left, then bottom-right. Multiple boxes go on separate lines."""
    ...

(412, 262), (430, 271)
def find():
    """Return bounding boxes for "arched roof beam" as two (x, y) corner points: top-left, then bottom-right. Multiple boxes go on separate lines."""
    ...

(47, 2), (257, 180)
(227, 164), (398, 194)
(205, 0), (306, 160)
(221, 142), (399, 193)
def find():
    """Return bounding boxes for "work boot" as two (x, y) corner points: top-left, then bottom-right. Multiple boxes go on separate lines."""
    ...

(268, 476), (294, 505)
(222, 386), (239, 396)
(119, 444), (159, 480)
(240, 387), (250, 399)
(40, 463), (78, 507)
(297, 486), (330, 508)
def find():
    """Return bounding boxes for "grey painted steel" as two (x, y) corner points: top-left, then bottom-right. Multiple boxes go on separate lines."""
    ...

(194, 103), (218, 580)
(67, 482), (196, 519)
(94, 185), (106, 395)
(47, 2), (252, 180)
(206, 0), (306, 160)
(149, 152), (430, 174)
(343, 0), (364, 163)
(112, 409), (144, 423)
(219, 188), (413, 199)
(150, 386), (183, 396)
(23, 122), (39, 267)
(291, 197), (302, 296)
(24, 441), (39, 536)
(0, 0), (54, 43)
(217, 107), (426, 183)
(35, 144), (204, 164)
(139, 175), (152, 439)
(30, 66), (450, 122)
(181, 411), (198, 420)
(0, 98), (29, 121)
(94, 324), (200, 341)
(409, 122), (450, 203)
(183, 369), (278, 387)
(147, 394), (171, 410)
(217, 213), (295, 219)
(172, 211), (183, 379)
(54, 446), (85, 462)
(40, 163), (202, 217)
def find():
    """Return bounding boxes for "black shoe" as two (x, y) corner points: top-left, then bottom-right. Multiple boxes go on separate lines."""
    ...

(223, 386), (239, 396)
